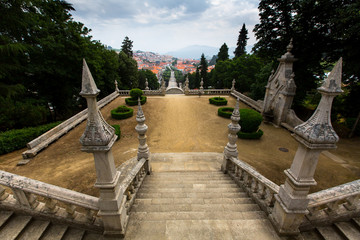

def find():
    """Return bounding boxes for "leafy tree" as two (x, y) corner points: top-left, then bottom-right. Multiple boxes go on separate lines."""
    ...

(217, 43), (229, 62)
(138, 69), (159, 90)
(118, 51), (138, 89)
(199, 54), (208, 88)
(121, 36), (133, 57)
(209, 55), (217, 66)
(234, 23), (249, 57)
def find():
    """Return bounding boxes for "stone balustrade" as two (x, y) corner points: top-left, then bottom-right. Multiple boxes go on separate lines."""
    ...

(231, 90), (263, 112)
(186, 89), (231, 95)
(21, 91), (119, 162)
(225, 157), (280, 215)
(143, 89), (164, 96)
(300, 179), (360, 230)
(0, 170), (101, 229)
(118, 90), (131, 95)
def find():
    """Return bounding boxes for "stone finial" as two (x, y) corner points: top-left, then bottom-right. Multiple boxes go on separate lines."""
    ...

(136, 98), (145, 124)
(80, 59), (115, 149)
(80, 59), (100, 96)
(114, 79), (119, 92)
(224, 98), (241, 158)
(231, 79), (236, 91)
(279, 38), (296, 62)
(294, 58), (343, 147)
(287, 38), (293, 53)
(135, 97), (149, 160)
(200, 78), (204, 91)
(145, 78), (149, 90)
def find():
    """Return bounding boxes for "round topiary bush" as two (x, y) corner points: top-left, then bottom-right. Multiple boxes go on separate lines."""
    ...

(111, 105), (134, 119)
(237, 129), (264, 139)
(239, 109), (263, 133)
(111, 124), (121, 141)
(209, 97), (227, 106)
(218, 107), (234, 118)
(130, 88), (144, 99)
(125, 95), (147, 106)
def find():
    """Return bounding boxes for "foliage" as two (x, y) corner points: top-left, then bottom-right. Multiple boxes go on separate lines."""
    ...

(125, 96), (147, 106)
(239, 109), (263, 133)
(249, 62), (273, 100)
(121, 36), (133, 57)
(209, 55), (218, 66)
(138, 69), (159, 90)
(209, 97), (228, 106)
(199, 54), (208, 88)
(218, 107), (234, 118)
(0, 121), (62, 155)
(234, 23), (249, 58)
(237, 129), (264, 139)
(118, 51), (138, 89)
(111, 105), (134, 119)
(217, 43), (229, 62)
(130, 88), (144, 99)
(111, 124), (121, 141)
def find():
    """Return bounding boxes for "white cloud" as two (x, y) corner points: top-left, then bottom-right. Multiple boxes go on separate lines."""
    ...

(67, 0), (260, 53)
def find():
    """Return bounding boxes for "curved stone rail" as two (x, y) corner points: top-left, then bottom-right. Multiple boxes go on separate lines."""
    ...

(231, 90), (263, 112)
(0, 170), (101, 230)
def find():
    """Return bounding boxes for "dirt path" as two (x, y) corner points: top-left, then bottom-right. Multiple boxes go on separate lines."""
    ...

(0, 95), (359, 196)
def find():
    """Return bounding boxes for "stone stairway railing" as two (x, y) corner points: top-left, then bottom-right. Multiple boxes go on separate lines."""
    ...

(118, 90), (130, 95)
(224, 156), (280, 215)
(231, 90), (263, 112)
(21, 91), (119, 162)
(301, 179), (360, 230)
(0, 170), (102, 231)
(143, 89), (163, 95)
(186, 89), (232, 95)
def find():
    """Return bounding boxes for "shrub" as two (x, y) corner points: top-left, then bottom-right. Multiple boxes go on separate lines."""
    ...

(209, 97), (227, 106)
(237, 129), (264, 139)
(239, 109), (263, 133)
(111, 124), (121, 141)
(130, 88), (144, 99)
(0, 121), (62, 155)
(125, 95), (147, 106)
(218, 107), (234, 118)
(111, 105), (134, 119)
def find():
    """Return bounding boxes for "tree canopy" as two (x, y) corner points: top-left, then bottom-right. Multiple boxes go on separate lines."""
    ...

(121, 36), (133, 57)
(234, 23), (249, 57)
(217, 43), (229, 62)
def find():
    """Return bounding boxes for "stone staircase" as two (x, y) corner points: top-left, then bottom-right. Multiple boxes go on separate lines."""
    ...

(125, 171), (281, 239)
(0, 210), (102, 240)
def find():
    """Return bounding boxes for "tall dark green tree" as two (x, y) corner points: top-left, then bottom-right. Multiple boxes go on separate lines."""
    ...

(138, 69), (159, 90)
(118, 51), (138, 89)
(199, 53), (208, 88)
(217, 43), (229, 62)
(234, 23), (249, 57)
(121, 36), (133, 57)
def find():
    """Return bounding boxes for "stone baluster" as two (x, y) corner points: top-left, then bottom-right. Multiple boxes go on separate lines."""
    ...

(135, 98), (151, 174)
(11, 188), (39, 209)
(269, 58), (343, 235)
(231, 79), (236, 91)
(114, 79), (119, 93)
(0, 186), (9, 201)
(145, 78), (149, 90)
(80, 59), (125, 237)
(222, 98), (241, 173)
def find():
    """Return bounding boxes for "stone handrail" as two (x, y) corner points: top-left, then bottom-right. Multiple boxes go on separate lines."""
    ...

(118, 158), (148, 218)
(21, 91), (119, 161)
(118, 90), (131, 95)
(204, 89), (232, 95)
(225, 157), (280, 215)
(0, 170), (101, 228)
(143, 89), (163, 96)
(301, 179), (360, 229)
(231, 90), (263, 112)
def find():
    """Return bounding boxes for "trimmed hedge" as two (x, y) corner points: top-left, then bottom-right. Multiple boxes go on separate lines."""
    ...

(218, 107), (234, 118)
(239, 109), (263, 133)
(0, 121), (62, 155)
(111, 124), (121, 141)
(209, 97), (227, 106)
(125, 95), (147, 106)
(111, 105), (134, 119)
(130, 88), (144, 99)
(237, 129), (264, 139)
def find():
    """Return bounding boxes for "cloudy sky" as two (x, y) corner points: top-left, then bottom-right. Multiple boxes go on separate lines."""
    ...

(67, 0), (260, 54)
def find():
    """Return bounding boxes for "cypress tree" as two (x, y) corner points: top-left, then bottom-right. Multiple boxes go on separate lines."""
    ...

(234, 23), (249, 58)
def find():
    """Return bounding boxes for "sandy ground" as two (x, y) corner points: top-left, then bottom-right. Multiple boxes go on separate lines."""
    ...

(0, 95), (359, 196)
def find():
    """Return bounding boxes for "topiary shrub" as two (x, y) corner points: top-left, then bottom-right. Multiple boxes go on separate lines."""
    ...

(130, 88), (144, 99)
(111, 105), (134, 119)
(218, 107), (234, 118)
(125, 95), (147, 106)
(209, 97), (227, 106)
(111, 124), (121, 141)
(239, 109), (263, 133)
(237, 129), (264, 139)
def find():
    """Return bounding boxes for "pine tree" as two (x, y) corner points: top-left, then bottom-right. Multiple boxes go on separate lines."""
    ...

(199, 53), (208, 88)
(121, 36), (133, 57)
(234, 23), (249, 58)
(217, 43), (229, 62)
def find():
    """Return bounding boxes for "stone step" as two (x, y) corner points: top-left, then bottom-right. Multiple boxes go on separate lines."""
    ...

(315, 226), (346, 240)
(135, 197), (254, 205)
(0, 214), (31, 240)
(334, 222), (360, 240)
(40, 223), (68, 240)
(0, 210), (13, 228)
(138, 187), (242, 193)
(141, 182), (239, 188)
(17, 219), (50, 240)
(131, 203), (260, 212)
(137, 191), (248, 199)
(125, 219), (282, 240)
(62, 227), (86, 240)
(130, 210), (267, 221)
